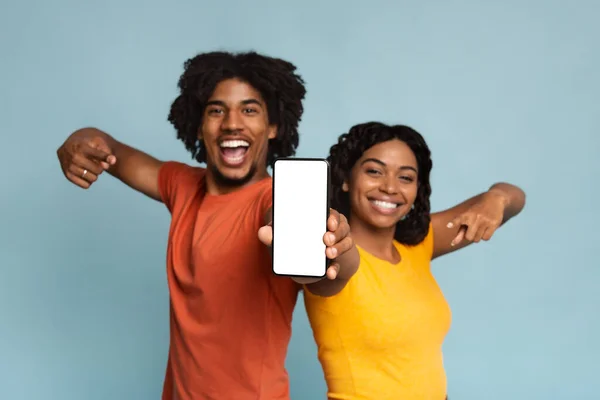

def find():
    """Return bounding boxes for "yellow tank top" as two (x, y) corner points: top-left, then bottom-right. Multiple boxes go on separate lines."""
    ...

(303, 226), (452, 400)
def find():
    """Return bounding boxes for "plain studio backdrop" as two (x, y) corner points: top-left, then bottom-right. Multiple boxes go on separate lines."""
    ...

(1, 0), (598, 399)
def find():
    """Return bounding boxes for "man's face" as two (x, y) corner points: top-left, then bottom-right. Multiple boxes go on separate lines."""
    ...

(200, 78), (276, 188)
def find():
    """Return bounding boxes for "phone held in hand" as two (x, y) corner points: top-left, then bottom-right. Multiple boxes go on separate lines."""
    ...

(271, 158), (330, 278)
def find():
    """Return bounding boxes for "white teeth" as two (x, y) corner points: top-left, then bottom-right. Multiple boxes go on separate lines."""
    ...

(371, 200), (398, 209)
(220, 140), (249, 148)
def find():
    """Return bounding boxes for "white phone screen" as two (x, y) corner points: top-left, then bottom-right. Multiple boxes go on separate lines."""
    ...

(272, 158), (329, 277)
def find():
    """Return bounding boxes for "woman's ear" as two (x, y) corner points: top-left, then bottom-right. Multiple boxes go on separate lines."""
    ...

(342, 181), (349, 192)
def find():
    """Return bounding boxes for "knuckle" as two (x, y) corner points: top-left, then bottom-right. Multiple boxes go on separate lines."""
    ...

(345, 242), (353, 252)
(72, 153), (83, 164)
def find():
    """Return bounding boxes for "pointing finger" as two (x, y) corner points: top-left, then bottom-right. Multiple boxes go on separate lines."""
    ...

(451, 226), (466, 247)
(464, 219), (481, 242)
(82, 144), (115, 165)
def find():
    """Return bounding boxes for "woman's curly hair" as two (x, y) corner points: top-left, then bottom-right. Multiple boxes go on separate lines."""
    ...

(167, 51), (306, 167)
(327, 122), (433, 246)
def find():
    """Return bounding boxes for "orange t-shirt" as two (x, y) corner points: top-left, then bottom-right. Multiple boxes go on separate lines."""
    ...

(157, 161), (300, 400)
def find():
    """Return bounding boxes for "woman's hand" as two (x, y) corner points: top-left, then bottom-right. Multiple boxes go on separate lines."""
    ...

(447, 189), (509, 246)
(258, 208), (359, 286)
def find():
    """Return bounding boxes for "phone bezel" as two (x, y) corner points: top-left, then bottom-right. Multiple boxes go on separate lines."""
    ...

(271, 157), (331, 279)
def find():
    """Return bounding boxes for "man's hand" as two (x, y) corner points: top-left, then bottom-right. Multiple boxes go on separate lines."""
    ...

(57, 128), (116, 189)
(258, 208), (356, 284)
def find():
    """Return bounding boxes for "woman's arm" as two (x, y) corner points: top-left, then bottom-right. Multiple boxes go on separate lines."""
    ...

(430, 182), (526, 260)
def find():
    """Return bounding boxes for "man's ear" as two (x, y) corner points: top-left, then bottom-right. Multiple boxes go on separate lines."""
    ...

(268, 125), (277, 140)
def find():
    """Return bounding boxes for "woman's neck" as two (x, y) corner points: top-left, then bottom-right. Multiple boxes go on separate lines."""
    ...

(349, 213), (401, 264)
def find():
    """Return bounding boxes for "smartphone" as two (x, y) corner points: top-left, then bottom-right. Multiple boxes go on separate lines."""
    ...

(272, 158), (330, 278)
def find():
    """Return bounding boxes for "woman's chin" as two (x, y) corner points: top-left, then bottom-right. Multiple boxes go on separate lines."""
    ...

(365, 220), (400, 233)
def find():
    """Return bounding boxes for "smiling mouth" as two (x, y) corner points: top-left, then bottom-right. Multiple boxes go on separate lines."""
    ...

(219, 139), (250, 166)
(369, 199), (400, 215)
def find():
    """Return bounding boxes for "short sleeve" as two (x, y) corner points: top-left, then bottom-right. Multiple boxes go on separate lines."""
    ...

(254, 179), (273, 226)
(422, 221), (435, 261)
(157, 161), (204, 213)
(259, 181), (273, 216)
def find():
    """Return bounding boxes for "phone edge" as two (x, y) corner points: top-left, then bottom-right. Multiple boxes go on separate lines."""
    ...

(271, 157), (330, 279)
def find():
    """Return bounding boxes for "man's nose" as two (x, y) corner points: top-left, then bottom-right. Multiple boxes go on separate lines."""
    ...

(221, 110), (243, 131)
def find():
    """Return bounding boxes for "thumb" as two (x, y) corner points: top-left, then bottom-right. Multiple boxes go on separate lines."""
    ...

(451, 226), (467, 247)
(447, 213), (468, 247)
(258, 223), (273, 247)
(89, 138), (117, 167)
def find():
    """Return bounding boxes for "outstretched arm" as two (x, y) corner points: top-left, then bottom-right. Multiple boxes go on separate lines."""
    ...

(57, 127), (164, 201)
(430, 182), (526, 260)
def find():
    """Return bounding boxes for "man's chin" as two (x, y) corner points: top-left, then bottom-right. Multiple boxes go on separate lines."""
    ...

(211, 164), (256, 188)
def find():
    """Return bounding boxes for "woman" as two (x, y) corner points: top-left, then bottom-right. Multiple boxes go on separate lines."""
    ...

(303, 122), (526, 400)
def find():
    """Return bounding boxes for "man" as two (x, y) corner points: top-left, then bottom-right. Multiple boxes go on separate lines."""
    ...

(56, 51), (359, 400)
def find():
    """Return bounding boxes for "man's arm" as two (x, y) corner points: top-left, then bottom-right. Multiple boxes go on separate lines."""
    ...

(57, 127), (164, 201)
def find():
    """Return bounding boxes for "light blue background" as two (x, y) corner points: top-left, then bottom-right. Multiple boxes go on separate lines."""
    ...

(1, 0), (598, 399)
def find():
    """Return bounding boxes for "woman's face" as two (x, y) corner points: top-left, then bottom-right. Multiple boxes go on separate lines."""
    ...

(345, 139), (419, 230)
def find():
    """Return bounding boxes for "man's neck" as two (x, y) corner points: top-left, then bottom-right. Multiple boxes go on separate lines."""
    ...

(205, 168), (270, 196)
